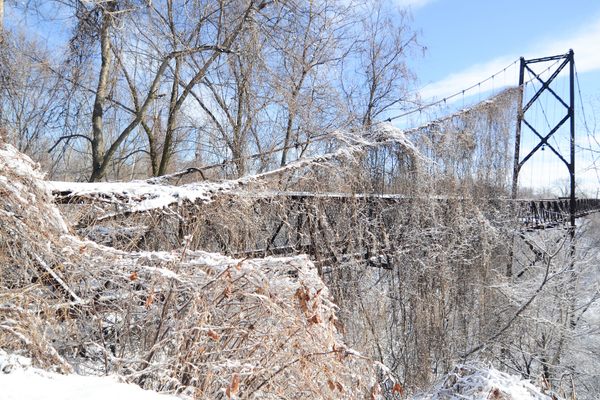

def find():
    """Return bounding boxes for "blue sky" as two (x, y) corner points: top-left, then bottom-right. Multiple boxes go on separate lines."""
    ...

(402, 0), (600, 195)
(405, 0), (600, 101)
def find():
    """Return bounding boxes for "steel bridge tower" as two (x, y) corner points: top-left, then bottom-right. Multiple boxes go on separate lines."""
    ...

(511, 50), (576, 228)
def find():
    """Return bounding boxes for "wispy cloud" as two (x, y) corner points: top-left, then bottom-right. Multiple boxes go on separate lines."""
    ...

(419, 15), (600, 101)
(536, 17), (600, 74)
(395, 0), (437, 10)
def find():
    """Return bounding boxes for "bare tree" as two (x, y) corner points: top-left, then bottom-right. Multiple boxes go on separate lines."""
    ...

(154, 0), (270, 177)
(274, 0), (350, 166)
(191, 50), (264, 177)
(48, 0), (270, 181)
(342, 0), (421, 128)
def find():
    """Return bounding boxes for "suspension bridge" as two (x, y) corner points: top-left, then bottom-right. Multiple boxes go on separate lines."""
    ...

(49, 50), (600, 269)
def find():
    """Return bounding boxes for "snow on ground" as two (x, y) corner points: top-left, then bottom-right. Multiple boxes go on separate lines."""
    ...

(0, 350), (179, 400)
(3, 347), (559, 400)
(414, 364), (560, 400)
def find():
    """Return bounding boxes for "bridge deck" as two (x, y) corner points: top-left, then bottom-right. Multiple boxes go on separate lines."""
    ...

(239, 192), (600, 229)
(52, 185), (600, 230)
(514, 198), (600, 229)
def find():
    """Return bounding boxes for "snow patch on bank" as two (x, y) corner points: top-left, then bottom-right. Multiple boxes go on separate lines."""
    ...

(414, 364), (561, 400)
(0, 144), (69, 234)
(0, 350), (179, 400)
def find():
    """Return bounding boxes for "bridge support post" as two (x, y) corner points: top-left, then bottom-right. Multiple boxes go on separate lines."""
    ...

(510, 50), (576, 277)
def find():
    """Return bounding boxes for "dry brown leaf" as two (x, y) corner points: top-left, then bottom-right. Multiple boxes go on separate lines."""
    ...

(332, 344), (343, 361)
(327, 379), (336, 391)
(235, 260), (244, 271)
(335, 381), (344, 392)
(226, 373), (240, 398)
(300, 299), (308, 313)
(308, 314), (322, 324)
(255, 286), (266, 295)
(295, 286), (310, 301)
(392, 382), (403, 395)
(332, 343), (346, 354)
(144, 288), (154, 309)
(295, 287), (310, 313)
(207, 329), (220, 341)
(488, 387), (502, 399)
(332, 317), (345, 334)
(129, 271), (138, 281)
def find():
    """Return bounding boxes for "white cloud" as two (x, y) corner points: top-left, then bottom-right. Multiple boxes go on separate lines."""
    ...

(536, 17), (600, 74)
(419, 56), (519, 101)
(419, 15), (600, 101)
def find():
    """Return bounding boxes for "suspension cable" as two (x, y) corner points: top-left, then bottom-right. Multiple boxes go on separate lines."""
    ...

(197, 57), (564, 173)
(377, 58), (521, 124)
(574, 62), (600, 188)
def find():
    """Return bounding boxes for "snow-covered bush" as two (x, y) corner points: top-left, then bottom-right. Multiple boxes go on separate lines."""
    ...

(0, 143), (378, 398)
(415, 364), (561, 400)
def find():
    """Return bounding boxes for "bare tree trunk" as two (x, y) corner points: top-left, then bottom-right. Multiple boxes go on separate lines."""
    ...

(232, 78), (246, 177)
(142, 120), (159, 176)
(0, 0), (4, 32)
(279, 55), (307, 167)
(0, 0), (5, 130)
(157, 0), (179, 177)
(89, 3), (114, 182)
(362, 59), (378, 128)
(157, 58), (180, 176)
(280, 84), (301, 167)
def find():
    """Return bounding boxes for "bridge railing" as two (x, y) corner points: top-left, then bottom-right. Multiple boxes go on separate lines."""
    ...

(514, 198), (600, 229)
